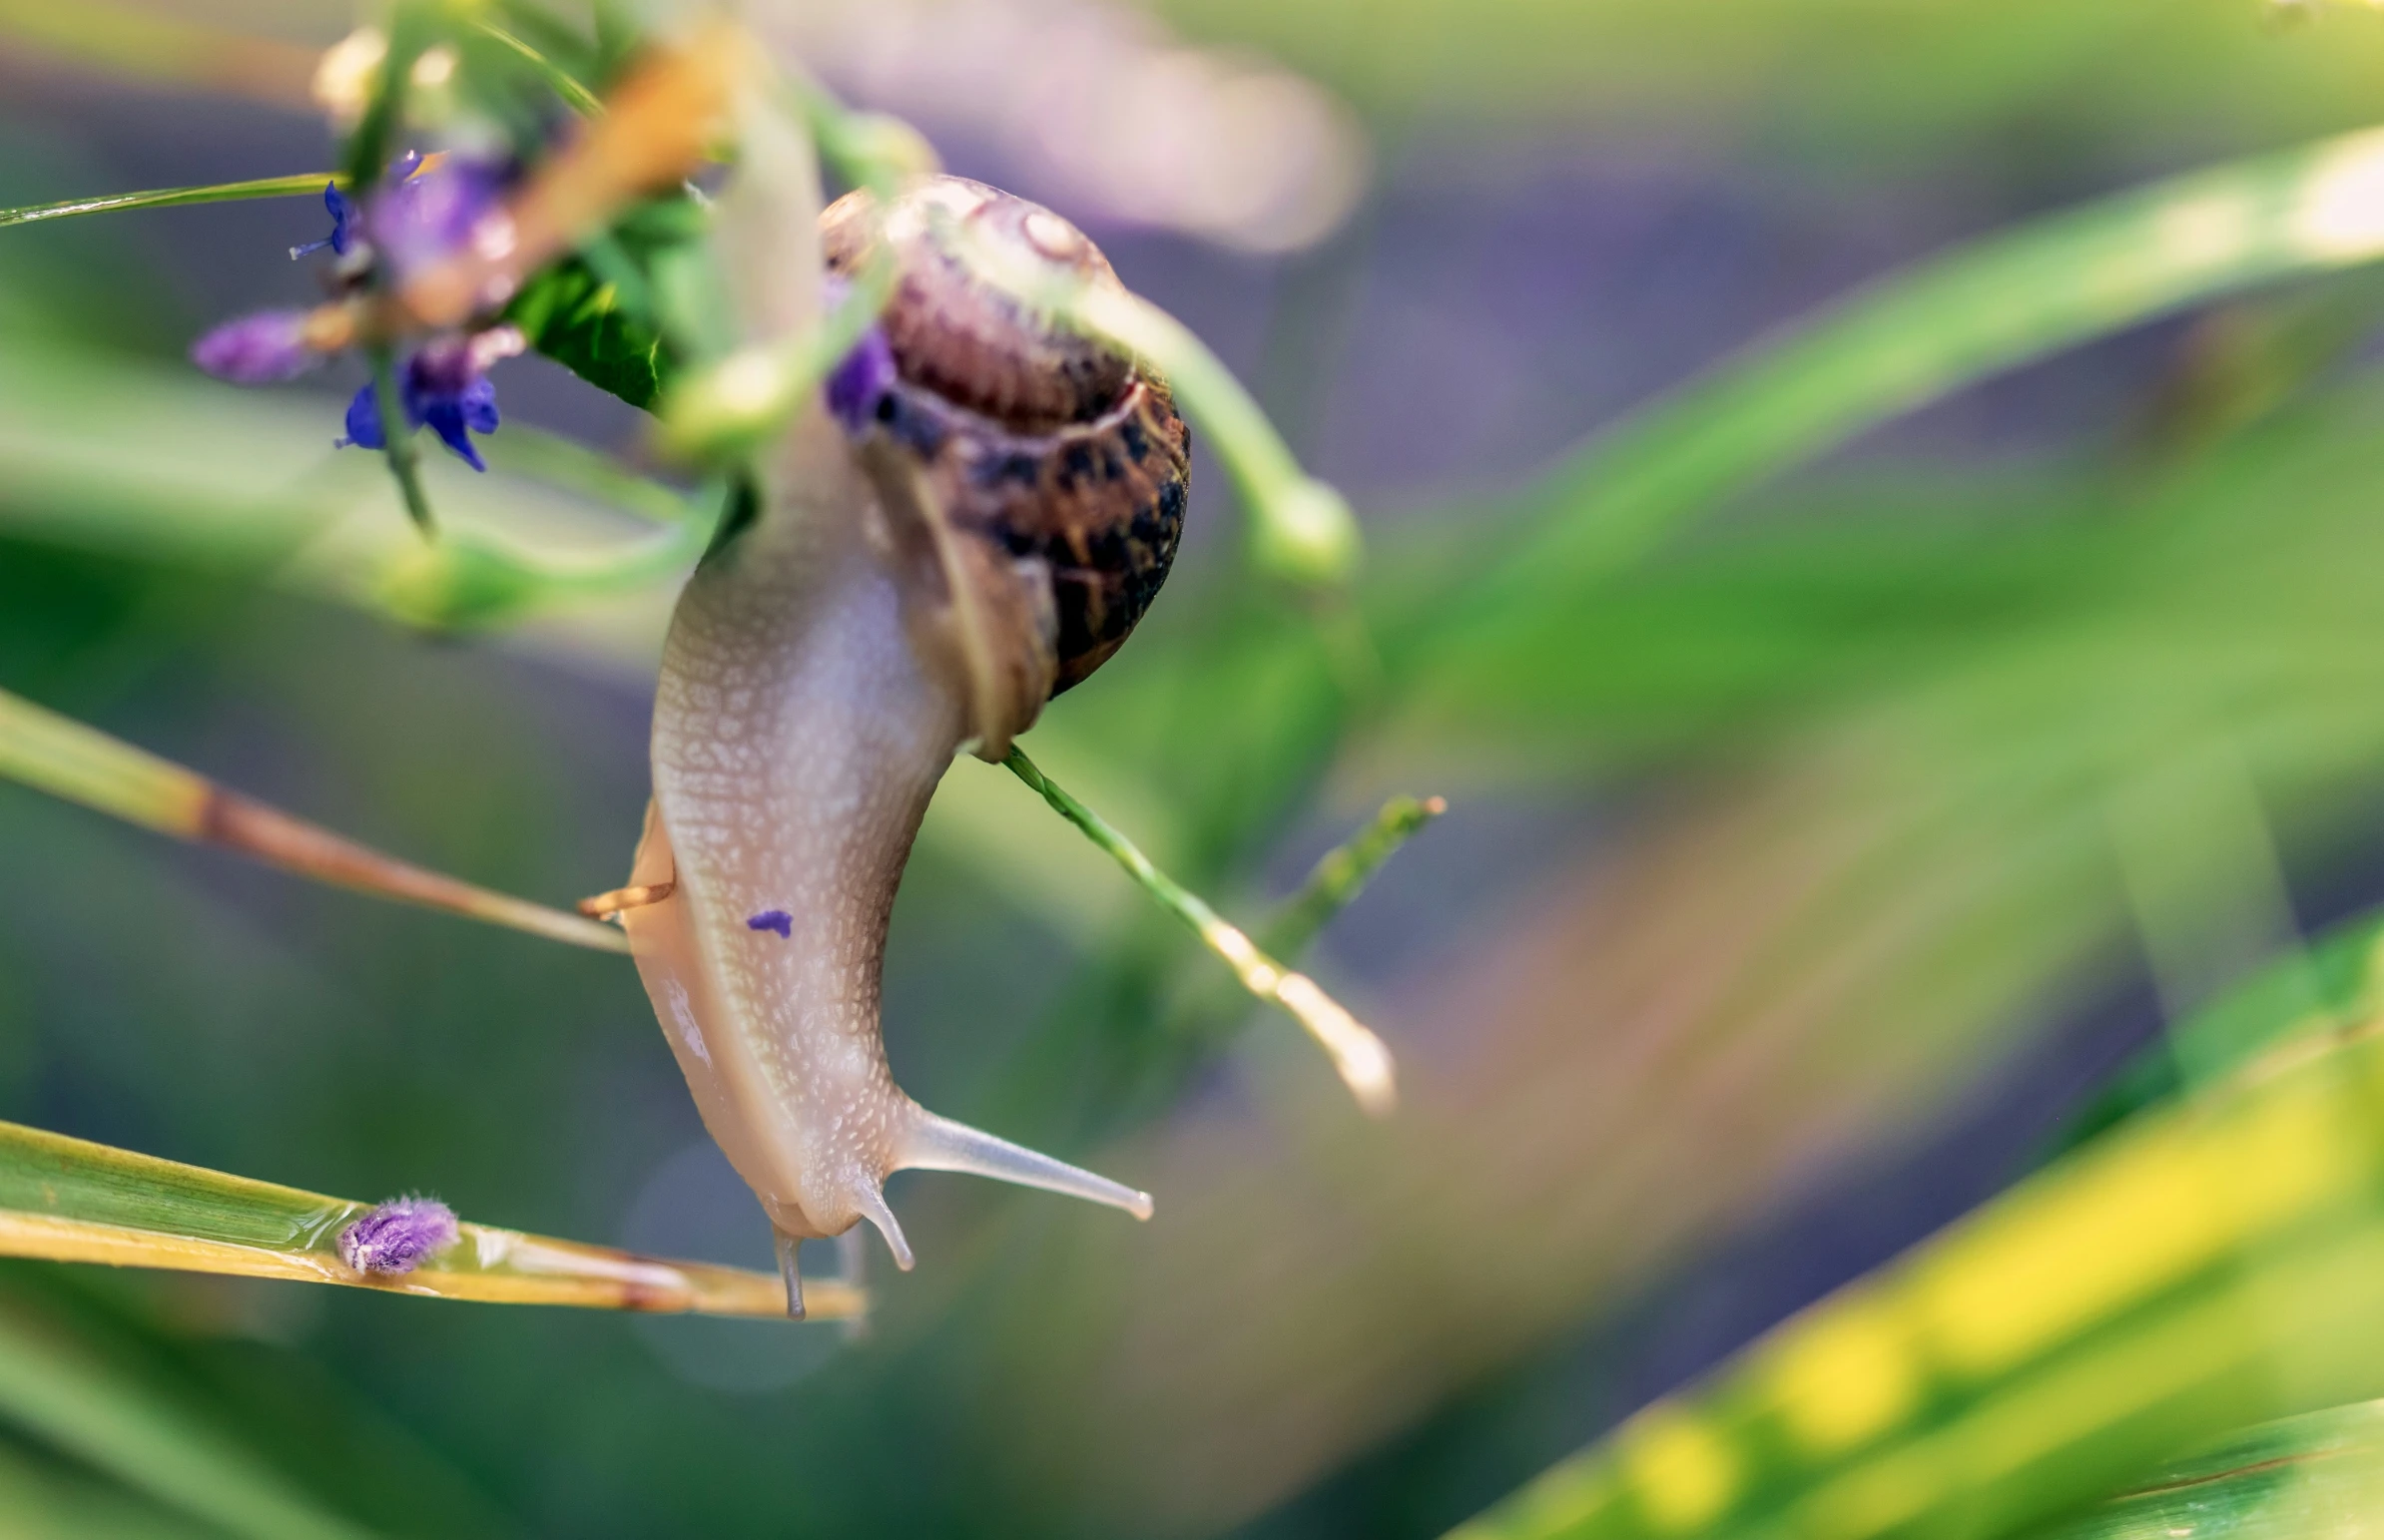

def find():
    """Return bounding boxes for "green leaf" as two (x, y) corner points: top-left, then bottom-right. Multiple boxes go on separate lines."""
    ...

(2056, 912), (2384, 1158)
(0, 1118), (856, 1322)
(1446, 905), (2384, 1540)
(502, 193), (711, 412)
(2030, 1401), (2384, 1540)
(503, 254), (671, 410)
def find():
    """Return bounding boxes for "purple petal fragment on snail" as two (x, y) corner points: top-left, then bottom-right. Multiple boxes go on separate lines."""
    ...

(337, 1196), (459, 1276)
(190, 309), (325, 384)
(826, 321), (897, 436)
(746, 909), (794, 939)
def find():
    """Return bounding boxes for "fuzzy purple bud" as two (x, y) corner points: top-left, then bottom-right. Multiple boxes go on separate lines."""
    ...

(338, 1197), (459, 1275)
(826, 324), (897, 435)
(747, 909), (794, 939)
(191, 310), (324, 384)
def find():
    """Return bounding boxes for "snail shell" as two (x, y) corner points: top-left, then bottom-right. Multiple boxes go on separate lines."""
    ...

(825, 176), (1191, 741)
(619, 177), (1182, 1295)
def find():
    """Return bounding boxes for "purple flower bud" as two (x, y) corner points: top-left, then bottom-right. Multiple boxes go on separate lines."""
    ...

(338, 1197), (459, 1276)
(190, 310), (325, 384)
(747, 909), (794, 939)
(826, 324), (897, 436)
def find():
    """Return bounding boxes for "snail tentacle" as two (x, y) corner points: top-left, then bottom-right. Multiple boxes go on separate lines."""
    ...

(896, 1112), (1155, 1220)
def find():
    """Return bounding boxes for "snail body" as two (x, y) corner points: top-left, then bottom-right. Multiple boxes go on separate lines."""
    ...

(620, 178), (1187, 1299)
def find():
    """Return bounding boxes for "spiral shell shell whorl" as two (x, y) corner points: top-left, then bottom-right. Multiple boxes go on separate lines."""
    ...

(823, 177), (1191, 733)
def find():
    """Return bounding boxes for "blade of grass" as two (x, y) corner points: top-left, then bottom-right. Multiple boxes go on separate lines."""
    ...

(0, 1119), (858, 1321)
(0, 1434), (220, 1540)
(1418, 122), (2384, 669)
(481, 425), (697, 526)
(0, 687), (629, 954)
(0, 1296), (376, 1540)
(1003, 746), (1397, 1115)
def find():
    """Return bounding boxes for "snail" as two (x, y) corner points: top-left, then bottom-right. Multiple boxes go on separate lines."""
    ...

(612, 176), (1189, 1312)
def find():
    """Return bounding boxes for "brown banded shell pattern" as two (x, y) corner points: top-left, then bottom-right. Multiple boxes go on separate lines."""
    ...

(823, 177), (1191, 693)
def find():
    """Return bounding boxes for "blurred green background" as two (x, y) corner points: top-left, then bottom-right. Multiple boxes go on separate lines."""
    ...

(14, 1), (2384, 1536)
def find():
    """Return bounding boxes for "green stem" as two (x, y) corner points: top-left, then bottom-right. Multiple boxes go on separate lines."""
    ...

(1068, 281), (1361, 588)
(367, 346), (436, 535)
(0, 172), (335, 230)
(482, 425), (695, 525)
(0, 687), (628, 953)
(655, 259), (896, 462)
(1003, 746), (1397, 1114)
(341, 4), (431, 194)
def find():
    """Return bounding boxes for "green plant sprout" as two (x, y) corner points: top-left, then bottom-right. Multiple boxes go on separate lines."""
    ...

(1005, 747), (1410, 1115)
(1264, 793), (1448, 960)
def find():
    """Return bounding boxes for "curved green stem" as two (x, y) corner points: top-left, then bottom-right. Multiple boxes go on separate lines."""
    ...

(468, 16), (604, 117)
(0, 172), (335, 230)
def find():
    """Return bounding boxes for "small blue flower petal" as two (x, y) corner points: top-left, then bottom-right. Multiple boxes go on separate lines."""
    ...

(336, 344), (505, 469)
(337, 382), (386, 450)
(458, 374), (499, 435)
(419, 397), (487, 471)
(290, 182), (353, 260)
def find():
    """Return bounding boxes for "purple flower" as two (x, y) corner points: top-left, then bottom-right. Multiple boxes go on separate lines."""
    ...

(336, 327), (522, 470)
(338, 1196), (459, 1276)
(747, 909), (794, 938)
(367, 157), (508, 279)
(190, 309), (324, 383)
(203, 151), (522, 475)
